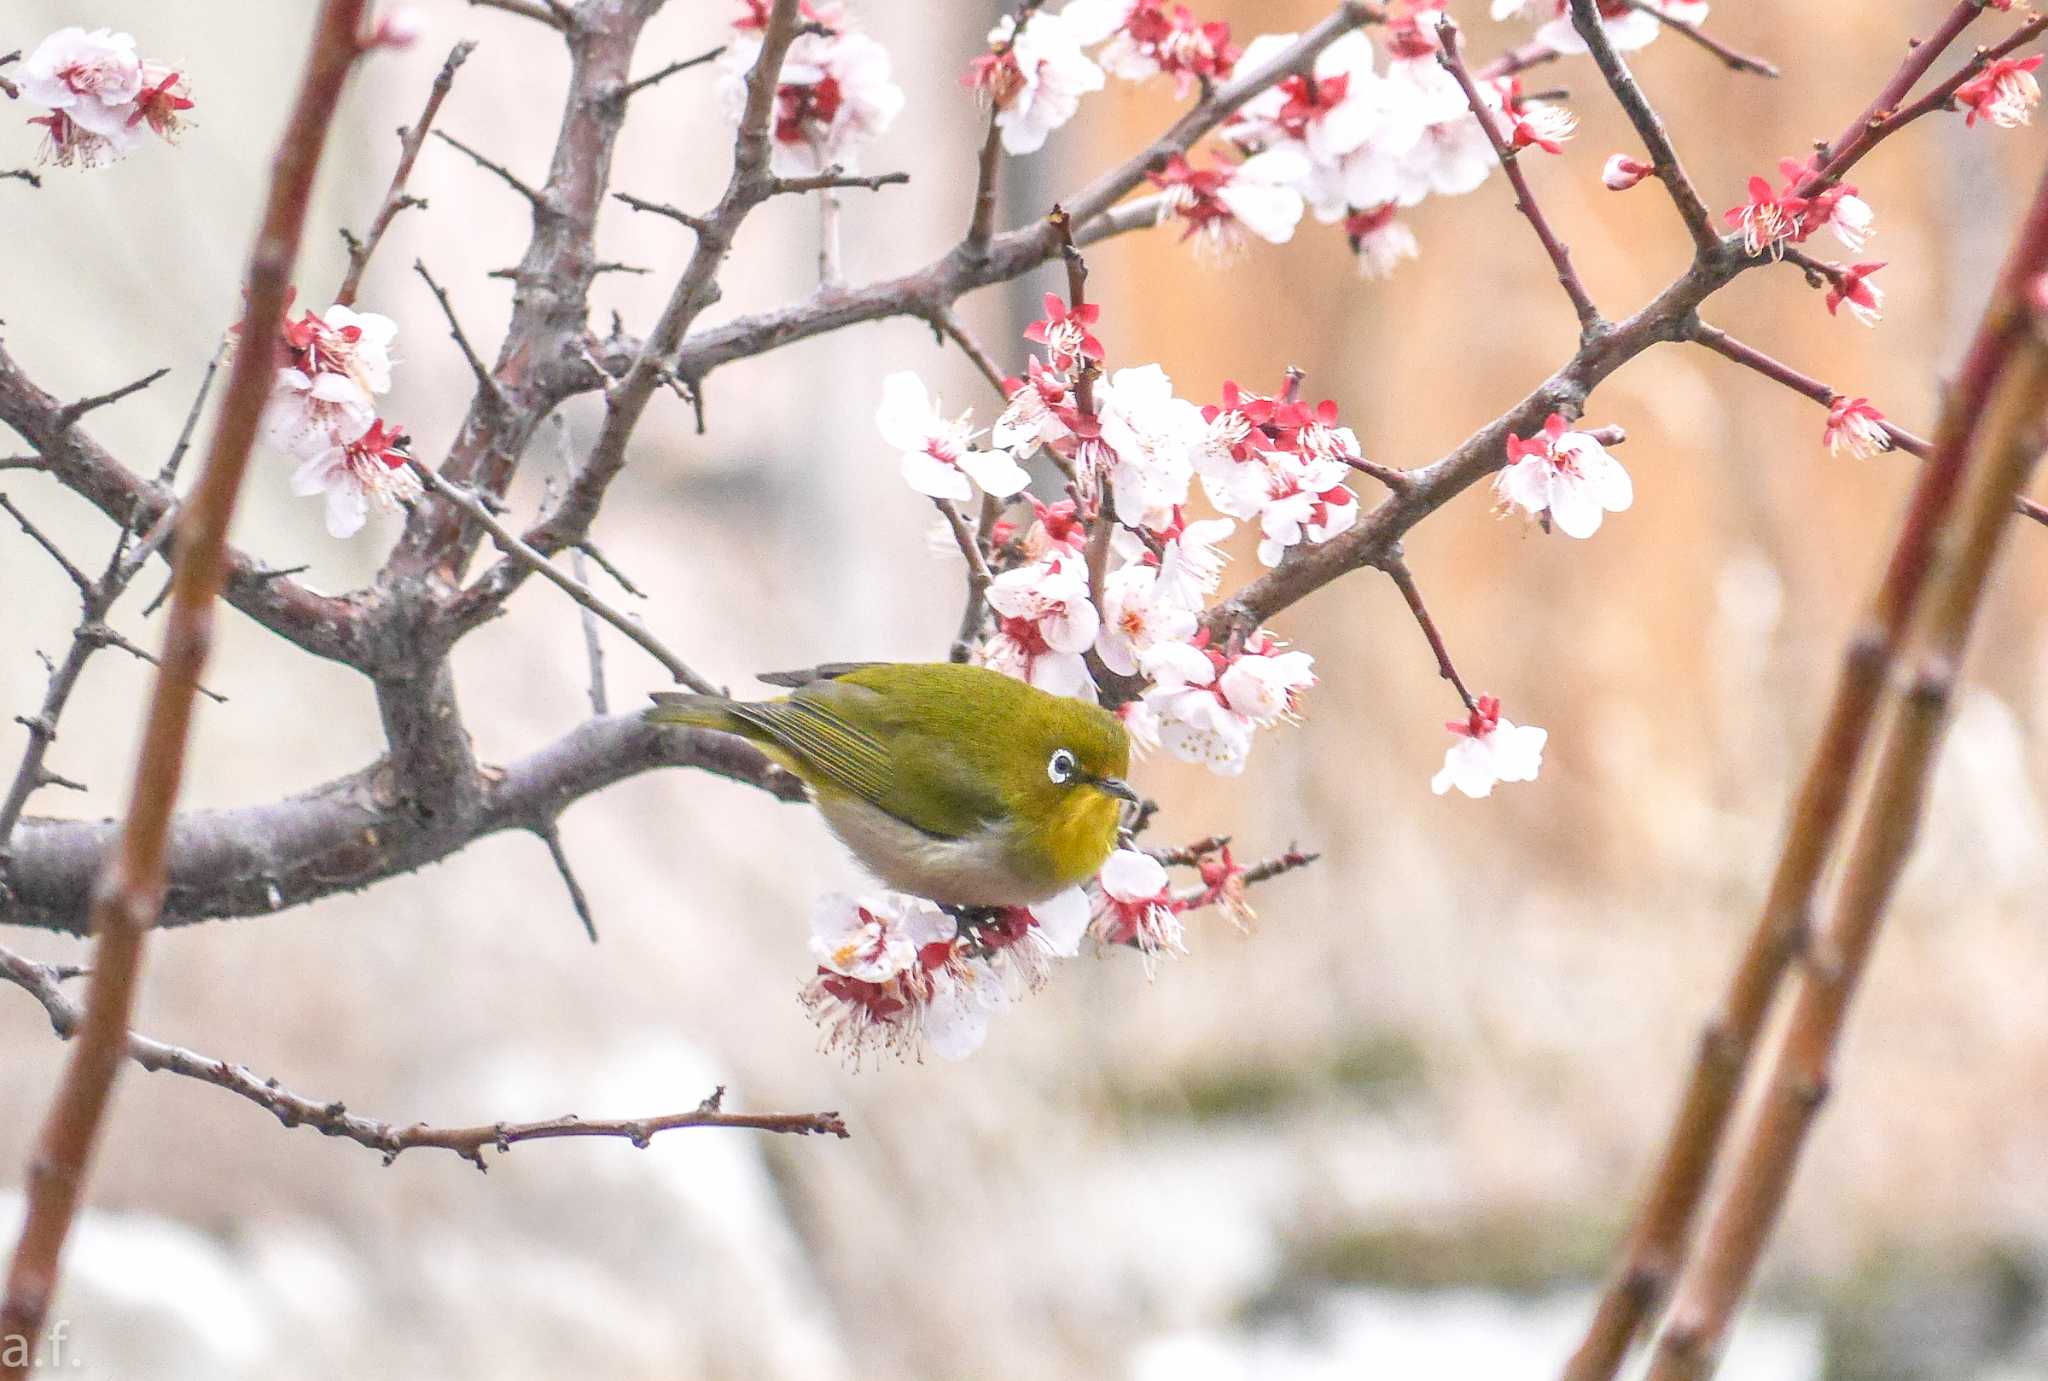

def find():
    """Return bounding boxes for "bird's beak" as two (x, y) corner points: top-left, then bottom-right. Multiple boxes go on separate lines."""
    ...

(1093, 775), (1140, 805)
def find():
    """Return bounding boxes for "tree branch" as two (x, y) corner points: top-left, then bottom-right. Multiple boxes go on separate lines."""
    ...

(1624, 1), (1777, 78)
(336, 40), (476, 307)
(0, 5), (371, 1371)
(1569, 0), (1716, 253)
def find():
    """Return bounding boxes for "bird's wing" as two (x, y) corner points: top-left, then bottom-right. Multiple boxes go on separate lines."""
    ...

(727, 695), (891, 806)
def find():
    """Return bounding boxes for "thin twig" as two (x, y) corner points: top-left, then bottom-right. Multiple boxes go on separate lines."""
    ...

(1802, 0), (1990, 190)
(612, 189), (709, 233)
(412, 459), (719, 694)
(929, 303), (1008, 396)
(1624, 0), (1777, 77)
(0, 942), (846, 1166)
(52, 368), (170, 431)
(336, 40), (476, 306)
(537, 823), (600, 943)
(1436, 20), (1602, 335)
(432, 128), (544, 205)
(552, 416), (610, 717)
(0, 5), (371, 1373)
(159, 344), (228, 487)
(0, 494), (93, 596)
(936, 497), (997, 664)
(770, 167), (909, 196)
(1375, 554), (1478, 713)
(414, 259), (510, 410)
(1, 169), (41, 189)
(1568, 0), (1717, 254)
(465, 0), (565, 30)
(614, 45), (724, 103)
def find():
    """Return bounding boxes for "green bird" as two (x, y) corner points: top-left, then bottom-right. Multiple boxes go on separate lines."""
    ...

(647, 662), (1136, 906)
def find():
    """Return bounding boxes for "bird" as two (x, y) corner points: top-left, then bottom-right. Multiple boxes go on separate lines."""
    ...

(646, 661), (1136, 907)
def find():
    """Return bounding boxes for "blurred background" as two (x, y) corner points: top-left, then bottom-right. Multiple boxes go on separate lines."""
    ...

(3, 1), (2047, 1377)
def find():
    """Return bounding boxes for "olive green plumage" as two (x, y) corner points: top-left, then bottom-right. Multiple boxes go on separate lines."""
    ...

(646, 662), (1135, 905)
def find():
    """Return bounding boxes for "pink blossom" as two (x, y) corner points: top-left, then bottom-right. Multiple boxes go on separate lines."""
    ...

(1344, 203), (1419, 279)
(1824, 260), (1885, 328)
(1823, 396), (1892, 460)
(21, 28), (142, 140)
(1150, 147), (1308, 259)
(981, 556), (1101, 700)
(993, 359), (1076, 457)
(1602, 153), (1653, 190)
(1088, 1), (1238, 97)
(129, 62), (195, 141)
(971, 9), (1105, 155)
(720, 12), (903, 176)
(875, 371), (1029, 501)
(263, 369), (376, 462)
(1724, 173), (1806, 259)
(1139, 637), (1253, 773)
(800, 891), (962, 1064)
(1495, 413), (1633, 538)
(1090, 848), (1185, 967)
(1431, 695), (1548, 799)
(1958, 55), (2043, 129)
(1097, 563), (1198, 677)
(1497, 80), (1577, 155)
(291, 419), (419, 539)
(1098, 364), (1203, 529)
(1024, 292), (1105, 372)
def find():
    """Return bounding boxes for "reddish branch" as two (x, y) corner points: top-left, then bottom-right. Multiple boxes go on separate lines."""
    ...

(1563, 158), (2048, 1381)
(0, 3), (371, 1373)
(1623, 0), (1777, 79)
(1437, 18), (1601, 334)
(1644, 168), (2048, 1381)
(336, 40), (476, 307)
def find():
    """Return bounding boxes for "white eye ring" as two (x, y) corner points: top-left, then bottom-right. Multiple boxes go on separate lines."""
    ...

(1047, 748), (1078, 784)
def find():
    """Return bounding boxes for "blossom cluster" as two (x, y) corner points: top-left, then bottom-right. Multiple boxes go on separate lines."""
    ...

(801, 844), (1251, 1062)
(248, 293), (418, 539)
(16, 26), (193, 168)
(716, 0), (904, 177)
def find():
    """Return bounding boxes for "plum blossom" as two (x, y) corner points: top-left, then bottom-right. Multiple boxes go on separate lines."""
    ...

(1495, 413), (1633, 539)
(1529, 0), (1707, 55)
(993, 359), (1076, 456)
(1344, 203), (1420, 279)
(21, 28), (142, 141)
(1150, 146), (1309, 260)
(718, 3), (903, 176)
(19, 27), (197, 167)
(1090, 848), (1186, 967)
(1823, 396), (1892, 460)
(1097, 364), (1204, 529)
(972, 888), (1093, 989)
(1069, 0), (1239, 97)
(1256, 451), (1358, 566)
(875, 371), (1030, 501)
(262, 368), (375, 462)
(1139, 630), (1313, 775)
(1824, 260), (1885, 328)
(1725, 174), (1804, 259)
(971, 9), (1106, 155)
(1150, 511), (1234, 606)
(1958, 55), (2043, 129)
(981, 555), (1101, 700)
(921, 956), (1010, 1059)
(1097, 562), (1198, 676)
(291, 418), (418, 540)
(1603, 153), (1653, 190)
(1193, 382), (1364, 566)
(1499, 85), (1577, 155)
(1432, 695), (1548, 798)
(800, 891), (962, 1062)
(1382, 54), (1502, 205)
(1228, 29), (1429, 218)
(1024, 292), (1105, 372)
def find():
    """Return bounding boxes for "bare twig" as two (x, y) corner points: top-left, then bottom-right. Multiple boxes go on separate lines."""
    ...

(613, 190), (709, 233)
(936, 497), (997, 664)
(0, 943), (846, 1164)
(1, 169), (41, 189)
(1624, 0), (1778, 78)
(0, 5), (371, 1373)
(928, 303), (1008, 396)
(465, 0), (565, 30)
(1568, 0), (1716, 253)
(159, 344), (228, 487)
(1438, 18), (1602, 335)
(336, 40), (476, 306)
(1801, 0), (1990, 190)
(537, 823), (600, 943)
(432, 128), (544, 205)
(411, 458), (719, 694)
(1375, 554), (1478, 713)
(770, 167), (909, 196)
(614, 45), (724, 103)
(414, 259), (510, 410)
(552, 416), (611, 717)
(52, 367), (170, 431)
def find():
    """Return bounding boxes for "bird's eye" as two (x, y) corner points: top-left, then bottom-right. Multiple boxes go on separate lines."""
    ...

(1047, 748), (1078, 784)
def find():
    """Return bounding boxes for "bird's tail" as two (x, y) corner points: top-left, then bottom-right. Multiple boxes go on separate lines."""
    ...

(645, 690), (746, 734)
